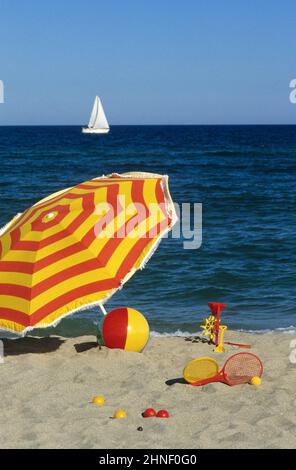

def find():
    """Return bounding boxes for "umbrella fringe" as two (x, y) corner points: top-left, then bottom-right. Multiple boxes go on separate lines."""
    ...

(0, 213), (23, 237)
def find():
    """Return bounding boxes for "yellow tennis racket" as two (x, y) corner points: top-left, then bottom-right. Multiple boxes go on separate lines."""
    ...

(183, 357), (219, 384)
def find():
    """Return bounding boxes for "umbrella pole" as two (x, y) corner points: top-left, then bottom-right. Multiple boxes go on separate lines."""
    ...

(96, 304), (108, 348)
(99, 304), (108, 316)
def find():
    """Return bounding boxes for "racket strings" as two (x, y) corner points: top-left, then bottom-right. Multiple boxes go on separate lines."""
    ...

(224, 353), (263, 385)
(184, 358), (218, 384)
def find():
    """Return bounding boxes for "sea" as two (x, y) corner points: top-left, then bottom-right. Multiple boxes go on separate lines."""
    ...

(0, 125), (295, 337)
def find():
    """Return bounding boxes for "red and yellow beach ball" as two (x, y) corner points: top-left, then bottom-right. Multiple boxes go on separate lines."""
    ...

(102, 307), (150, 352)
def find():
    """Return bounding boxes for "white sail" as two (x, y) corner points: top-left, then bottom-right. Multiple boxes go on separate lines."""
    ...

(88, 96), (109, 130)
(82, 96), (110, 134)
(88, 96), (99, 128)
(94, 97), (109, 130)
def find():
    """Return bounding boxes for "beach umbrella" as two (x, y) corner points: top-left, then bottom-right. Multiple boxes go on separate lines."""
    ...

(0, 172), (177, 335)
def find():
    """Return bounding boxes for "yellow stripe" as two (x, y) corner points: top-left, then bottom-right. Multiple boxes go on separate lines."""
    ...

(0, 319), (26, 334)
(19, 220), (42, 242)
(133, 237), (156, 270)
(0, 295), (29, 314)
(0, 271), (32, 287)
(1, 250), (39, 263)
(125, 308), (149, 352)
(0, 231), (12, 258)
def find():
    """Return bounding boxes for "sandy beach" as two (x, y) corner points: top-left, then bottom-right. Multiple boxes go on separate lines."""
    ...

(0, 330), (295, 449)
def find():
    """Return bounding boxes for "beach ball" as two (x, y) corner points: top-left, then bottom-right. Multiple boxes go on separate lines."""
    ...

(102, 307), (150, 352)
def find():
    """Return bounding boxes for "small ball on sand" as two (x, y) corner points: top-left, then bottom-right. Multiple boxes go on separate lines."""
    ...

(92, 395), (105, 406)
(250, 376), (262, 386)
(113, 409), (128, 419)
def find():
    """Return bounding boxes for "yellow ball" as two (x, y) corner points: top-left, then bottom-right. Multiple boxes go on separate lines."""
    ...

(92, 395), (105, 406)
(113, 409), (127, 419)
(250, 376), (261, 386)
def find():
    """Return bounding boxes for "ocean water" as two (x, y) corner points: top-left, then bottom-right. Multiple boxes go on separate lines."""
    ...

(0, 125), (295, 337)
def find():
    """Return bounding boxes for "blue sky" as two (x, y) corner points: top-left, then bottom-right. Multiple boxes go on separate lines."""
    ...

(0, 0), (296, 124)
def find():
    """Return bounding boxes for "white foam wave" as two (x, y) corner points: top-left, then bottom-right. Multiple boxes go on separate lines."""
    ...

(150, 326), (296, 337)
(150, 330), (193, 337)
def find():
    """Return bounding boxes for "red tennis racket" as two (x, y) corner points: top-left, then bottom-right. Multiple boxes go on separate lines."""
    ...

(191, 352), (263, 387)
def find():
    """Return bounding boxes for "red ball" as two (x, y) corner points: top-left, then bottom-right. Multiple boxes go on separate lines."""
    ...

(142, 408), (157, 418)
(156, 409), (170, 418)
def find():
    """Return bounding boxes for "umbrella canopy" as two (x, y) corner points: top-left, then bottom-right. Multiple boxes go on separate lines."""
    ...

(0, 172), (177, 335)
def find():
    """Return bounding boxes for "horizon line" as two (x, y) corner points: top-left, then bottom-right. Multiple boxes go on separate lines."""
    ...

(1, 123), (296, 127)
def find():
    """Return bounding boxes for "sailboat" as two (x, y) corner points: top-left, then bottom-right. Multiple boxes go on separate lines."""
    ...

(82, 96), (110, 134)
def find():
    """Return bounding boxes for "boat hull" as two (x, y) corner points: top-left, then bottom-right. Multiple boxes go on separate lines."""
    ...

(82, 127), (110, 134)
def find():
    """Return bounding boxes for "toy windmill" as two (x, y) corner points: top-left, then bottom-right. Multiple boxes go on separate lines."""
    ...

(200, 302), (251, 353)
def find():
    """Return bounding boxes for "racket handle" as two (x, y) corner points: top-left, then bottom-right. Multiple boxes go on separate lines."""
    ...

(191, 374), (223, 387)
(224, 341), (252, 348)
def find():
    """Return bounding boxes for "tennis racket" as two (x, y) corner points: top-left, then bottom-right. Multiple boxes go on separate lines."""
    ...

(183, 352), (263, 387)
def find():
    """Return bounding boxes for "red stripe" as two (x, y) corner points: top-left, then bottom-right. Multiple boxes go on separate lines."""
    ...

(31, 205), (70, 231)
(0, 308), (30, 326)
(102, 308), (128, 349)
(0, 261), (34, 274)
(10, 227), (21, 246)
(0, 284), (31, 298)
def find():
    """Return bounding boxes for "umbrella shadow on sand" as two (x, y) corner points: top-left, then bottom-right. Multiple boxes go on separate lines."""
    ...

(74, 341), (99, 353)
(2, 336), (65, 356)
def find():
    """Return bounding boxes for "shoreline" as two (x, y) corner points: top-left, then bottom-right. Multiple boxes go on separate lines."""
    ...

(2, 324), (296, 341)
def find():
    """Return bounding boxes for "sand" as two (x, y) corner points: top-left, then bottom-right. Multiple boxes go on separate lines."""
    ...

(0, 330), (295, 449)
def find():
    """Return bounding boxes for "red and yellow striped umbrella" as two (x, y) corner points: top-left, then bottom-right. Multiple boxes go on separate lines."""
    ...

(0, 172), (177, 334)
